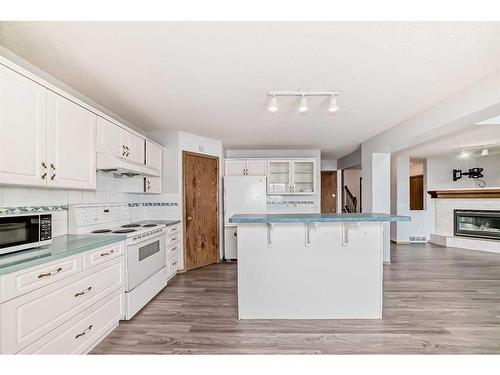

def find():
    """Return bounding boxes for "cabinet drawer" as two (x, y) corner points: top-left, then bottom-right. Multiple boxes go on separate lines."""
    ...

(166, 224), (180, 236)
(0, 257), (125, 354)
(83, 242), (124, 269)
(168, 255), (180, 277)
(167, 242), (181, 259)
(167, 233), (180, 247)
(0, 254), (82, 303)
(20, 289), (124, 354)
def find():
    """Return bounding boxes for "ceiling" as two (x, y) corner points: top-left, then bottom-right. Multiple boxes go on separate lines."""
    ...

(1, 22), (499, 159)
(404, 124), (500, 158)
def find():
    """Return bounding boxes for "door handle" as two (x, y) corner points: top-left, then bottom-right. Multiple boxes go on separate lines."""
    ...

(186, 216), (193, 222)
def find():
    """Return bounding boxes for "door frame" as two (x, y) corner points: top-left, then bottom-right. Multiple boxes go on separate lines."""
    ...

(182, 151), (220, 271)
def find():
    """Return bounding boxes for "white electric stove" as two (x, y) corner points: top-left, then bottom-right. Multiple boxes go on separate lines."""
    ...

(68, 203), (167, 319)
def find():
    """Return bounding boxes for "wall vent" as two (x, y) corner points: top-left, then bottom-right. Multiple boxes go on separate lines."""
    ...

(409, 235), (427, 243)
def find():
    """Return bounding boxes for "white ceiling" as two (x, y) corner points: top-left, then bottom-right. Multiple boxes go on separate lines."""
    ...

(1, 22), (499, 159)
(404, 124), (500, 158)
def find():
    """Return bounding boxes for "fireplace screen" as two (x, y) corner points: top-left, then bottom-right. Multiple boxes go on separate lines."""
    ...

(454, 210), (500, 240)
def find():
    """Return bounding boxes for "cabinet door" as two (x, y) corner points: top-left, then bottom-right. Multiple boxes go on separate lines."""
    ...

(0, 65), (47, 187)
(144, 177), (162, 194)
(146, 140), (162, 171)
(123, 131), (145, 165)
(47, 92), (96, 190)
(246, 160), (267, 176)
(224, 160), (246, 176)
(97, 116), (123, 158)
(267, 160), (292, 194)
(292, 160), (315, 194)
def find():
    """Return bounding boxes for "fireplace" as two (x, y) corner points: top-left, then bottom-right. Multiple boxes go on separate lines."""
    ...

(454, 210), (500, 240)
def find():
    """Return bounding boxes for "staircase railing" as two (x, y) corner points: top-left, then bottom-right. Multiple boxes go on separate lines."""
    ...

(344, 185), (357, 213)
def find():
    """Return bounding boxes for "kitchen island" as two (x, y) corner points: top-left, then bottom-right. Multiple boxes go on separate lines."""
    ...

(229, 213), (410, 319)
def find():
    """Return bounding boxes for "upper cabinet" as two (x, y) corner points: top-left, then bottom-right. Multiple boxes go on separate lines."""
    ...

(0, 65), (47, 187)
(267, 159), (316, 195)
(146, 140), (162, 172)
(46, 92), (96, 190)
(224, 159), (266, 176)
(0, 64), (96, 190)
(97, 117), (145, 165)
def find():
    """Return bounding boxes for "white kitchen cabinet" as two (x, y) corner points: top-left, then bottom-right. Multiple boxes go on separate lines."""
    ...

(0, 64), (47, 187)
(144, 177), (162, 194)
(47, 92), (96, 190)
(146, 140), (162, 171)
(97, 116), (145, 165)
(267, 159), (316, 195)
(224, 159), (266, 176)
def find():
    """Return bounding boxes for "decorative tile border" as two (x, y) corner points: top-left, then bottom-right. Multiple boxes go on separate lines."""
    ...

(128, 202), (178, 207)
(267, 201), (315, 205)
(0, 205), (68, 216)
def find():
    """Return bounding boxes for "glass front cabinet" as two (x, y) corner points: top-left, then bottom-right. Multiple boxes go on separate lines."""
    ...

(267, 159), (316, 195)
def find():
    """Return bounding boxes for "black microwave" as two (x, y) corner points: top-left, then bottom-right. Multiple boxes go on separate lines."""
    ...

(0, 214), (52, 256)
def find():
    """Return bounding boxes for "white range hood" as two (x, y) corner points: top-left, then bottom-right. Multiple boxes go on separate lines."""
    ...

(97, 153), (160, 177)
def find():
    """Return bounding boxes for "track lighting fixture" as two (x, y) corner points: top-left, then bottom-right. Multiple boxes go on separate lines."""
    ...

(268, 95), (278, 112)
(481, 148), (489, 156)
(298, 95), (308, 113)
(328, 95), (339, 114)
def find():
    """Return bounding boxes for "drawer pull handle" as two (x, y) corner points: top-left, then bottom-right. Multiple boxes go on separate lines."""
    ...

(74, 286), (92, 297)
(172, 261), (178, 266)
(171, 247), (178, 252)
(38, 267), (62, 279)
(171, 237), (177, 242)
(75, 325), (93, 339)
(100, 249), (115, 257)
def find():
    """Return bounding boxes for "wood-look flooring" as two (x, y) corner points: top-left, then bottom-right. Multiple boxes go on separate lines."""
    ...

(91, 243), (500, 354)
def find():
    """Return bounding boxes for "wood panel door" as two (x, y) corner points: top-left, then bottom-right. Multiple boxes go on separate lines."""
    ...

(410, 174), (424, 210)
(183, 152), (219, 271)
(321, 171), (337, 213)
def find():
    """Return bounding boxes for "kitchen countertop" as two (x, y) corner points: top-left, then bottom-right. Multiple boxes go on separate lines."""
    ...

(229, 213), (411, 224)
(133, 220), (181, 227)
(0, 234), (127, 276)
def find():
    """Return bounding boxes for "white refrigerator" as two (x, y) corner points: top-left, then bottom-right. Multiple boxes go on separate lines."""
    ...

(223, 176), (267, 260)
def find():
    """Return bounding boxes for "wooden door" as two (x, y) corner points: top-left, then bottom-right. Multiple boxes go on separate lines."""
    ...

(46, 91), (96, 190)
(321, 171), (337, 213)
(0, 65), (47, 187)
(183, 152), (219, 270)
(410, 174), (424, 210)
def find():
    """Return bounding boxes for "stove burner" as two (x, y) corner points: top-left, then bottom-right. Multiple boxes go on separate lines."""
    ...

(113, 229), (137, 233)
(92, 229), (112, 234)
(122, 224), (141, 228)
(142, 224), (158, 227)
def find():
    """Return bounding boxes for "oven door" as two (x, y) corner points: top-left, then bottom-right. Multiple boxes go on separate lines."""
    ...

(126, 234), (167, 291)
(0, 215), (41, 255)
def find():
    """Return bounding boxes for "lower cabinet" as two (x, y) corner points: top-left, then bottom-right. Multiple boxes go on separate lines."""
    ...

(0, 242), (126, 354)
(166, 224), (181, 279)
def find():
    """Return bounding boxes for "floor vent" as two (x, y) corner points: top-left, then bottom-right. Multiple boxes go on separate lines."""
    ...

(409, 235), (427, 243)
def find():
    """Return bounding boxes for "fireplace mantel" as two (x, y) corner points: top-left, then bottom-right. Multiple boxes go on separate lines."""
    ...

(428, 188), (500, 199)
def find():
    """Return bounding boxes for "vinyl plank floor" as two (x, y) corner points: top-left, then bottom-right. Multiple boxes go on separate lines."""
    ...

(91, 243), (500, 354)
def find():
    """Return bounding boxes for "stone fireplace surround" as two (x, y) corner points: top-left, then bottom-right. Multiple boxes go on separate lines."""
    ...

(430, 197), (500, 253)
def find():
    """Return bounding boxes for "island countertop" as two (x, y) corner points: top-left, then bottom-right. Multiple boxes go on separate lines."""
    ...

(229, 213), (410, 224)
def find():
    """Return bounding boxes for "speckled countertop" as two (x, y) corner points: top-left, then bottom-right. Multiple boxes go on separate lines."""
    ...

(0, 234), (126, 275)
(229, 213), (411, 224)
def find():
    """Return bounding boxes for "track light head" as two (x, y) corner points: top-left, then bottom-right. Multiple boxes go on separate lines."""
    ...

(298, 95), (308, 113)
(268, 95), (278, 112)
(481, 148), (489, 156)
(328, 95), (339, 114)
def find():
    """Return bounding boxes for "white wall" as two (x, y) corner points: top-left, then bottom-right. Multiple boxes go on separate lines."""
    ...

(427, 152), (500, 189)
(320, 159), (337, 171)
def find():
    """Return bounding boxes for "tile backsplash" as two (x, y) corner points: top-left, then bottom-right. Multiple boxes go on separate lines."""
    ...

(0, 173), (180, 236)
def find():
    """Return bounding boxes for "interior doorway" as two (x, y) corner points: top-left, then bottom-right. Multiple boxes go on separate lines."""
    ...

(182, 151), (220, 271)
(321, 171), (338, 213)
